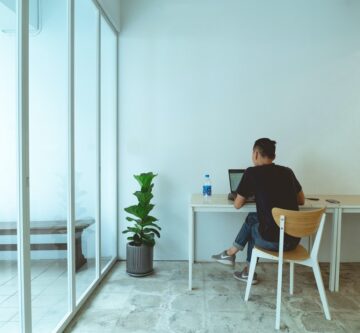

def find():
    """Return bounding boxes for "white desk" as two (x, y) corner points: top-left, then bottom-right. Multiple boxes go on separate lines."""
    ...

(189, 194), (343, 291)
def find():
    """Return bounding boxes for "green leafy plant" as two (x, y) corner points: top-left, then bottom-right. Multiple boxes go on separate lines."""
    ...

(123, 172), (161, 246)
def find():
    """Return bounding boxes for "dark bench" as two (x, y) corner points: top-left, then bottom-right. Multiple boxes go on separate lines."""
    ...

(0, 219), (94, 271)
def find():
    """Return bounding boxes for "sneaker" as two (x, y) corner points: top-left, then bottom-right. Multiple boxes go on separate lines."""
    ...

(233, 267), (258, 284)
(211, 250), (236, 266)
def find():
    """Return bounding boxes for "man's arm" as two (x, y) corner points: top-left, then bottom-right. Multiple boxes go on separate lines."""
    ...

(297, 190), (305, 205)
(234, 194), (247, 209)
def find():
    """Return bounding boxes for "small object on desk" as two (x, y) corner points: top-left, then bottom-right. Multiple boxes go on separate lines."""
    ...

(202, 174), (212, 197)
(306, 197), (319, 201)
(326, 199), (340, 204)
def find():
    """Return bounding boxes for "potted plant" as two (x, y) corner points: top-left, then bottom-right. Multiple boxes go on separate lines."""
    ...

(123, 172), (161, 276)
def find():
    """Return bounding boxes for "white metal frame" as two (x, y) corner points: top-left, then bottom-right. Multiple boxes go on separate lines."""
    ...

(91, 0), (118, 34)
(95, 5), (102, 280)
(55, 259), (115, 332)
(116, 21), (120, 261)
(67, 0), (76, 315)
(16, 0), (32, 332)
(97, 13), (119, 275)
(13, 0), (119, 332)
(54, 0), (119, 332)
(244, 213), (331, 330)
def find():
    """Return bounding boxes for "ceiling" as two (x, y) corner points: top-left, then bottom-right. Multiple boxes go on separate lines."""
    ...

(0, 0), (39, 33)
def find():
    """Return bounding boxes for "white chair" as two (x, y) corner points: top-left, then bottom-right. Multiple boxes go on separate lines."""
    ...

(244, 207), (331, 330)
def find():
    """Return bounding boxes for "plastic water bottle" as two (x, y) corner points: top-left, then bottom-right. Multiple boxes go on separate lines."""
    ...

(202, 174), (212, 198)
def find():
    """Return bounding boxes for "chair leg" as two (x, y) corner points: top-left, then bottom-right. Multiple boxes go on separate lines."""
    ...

(312, 261), (331, 320)
(289, 262), (294, 295)
(307, 234), (313, 253)
(244, 251), (258, 301)
(275, 257), (284, 330)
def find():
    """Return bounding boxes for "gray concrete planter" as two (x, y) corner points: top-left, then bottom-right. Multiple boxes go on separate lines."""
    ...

(126, 242), (154, 277)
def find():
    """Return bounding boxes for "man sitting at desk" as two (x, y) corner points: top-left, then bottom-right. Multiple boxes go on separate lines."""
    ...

(212, 138), (305, 284)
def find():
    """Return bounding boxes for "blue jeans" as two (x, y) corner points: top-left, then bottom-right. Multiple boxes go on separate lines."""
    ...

(233, 213), (285, 263)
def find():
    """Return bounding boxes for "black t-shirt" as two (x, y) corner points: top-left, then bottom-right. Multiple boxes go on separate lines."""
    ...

(236, 163), (302, 245)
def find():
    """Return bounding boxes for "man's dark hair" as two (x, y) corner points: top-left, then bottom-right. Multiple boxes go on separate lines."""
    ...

(253, 138), (276, 159)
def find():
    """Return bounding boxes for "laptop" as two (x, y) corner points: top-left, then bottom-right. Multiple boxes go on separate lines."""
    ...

(227, 169), (255, 202)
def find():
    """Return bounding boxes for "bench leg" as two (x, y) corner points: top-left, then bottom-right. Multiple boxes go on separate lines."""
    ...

(75, 230), (87, 271)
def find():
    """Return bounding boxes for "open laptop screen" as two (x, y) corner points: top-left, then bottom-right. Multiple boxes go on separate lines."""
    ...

(228, 169), (245, 193)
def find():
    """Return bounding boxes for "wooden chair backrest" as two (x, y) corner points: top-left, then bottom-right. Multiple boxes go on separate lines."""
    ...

(272, 207), (326, 238)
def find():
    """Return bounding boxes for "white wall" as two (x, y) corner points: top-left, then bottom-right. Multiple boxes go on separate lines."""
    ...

(118, 0), (360, 262)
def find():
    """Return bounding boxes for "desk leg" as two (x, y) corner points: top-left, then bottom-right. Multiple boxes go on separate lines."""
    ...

(329, 209), (338, 292)
(189, 206), (194, 290)
(335, 208), (342, 292)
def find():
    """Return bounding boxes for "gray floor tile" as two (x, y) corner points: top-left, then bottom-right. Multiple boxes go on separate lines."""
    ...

(0, 258), (97, 332)
(65, 261), (360, 332)
(2, 260), (359, 332)
(170, 294), (205, 312)
(167, 310), (206, 333)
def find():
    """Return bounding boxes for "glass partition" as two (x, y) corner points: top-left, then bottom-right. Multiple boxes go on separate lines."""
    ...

(0, 0), (19, 331)
(74, 0), (98, 301)
(29, 1), (69, 331)
(0, 1), (117, 331)
(100, 17), (117, 271)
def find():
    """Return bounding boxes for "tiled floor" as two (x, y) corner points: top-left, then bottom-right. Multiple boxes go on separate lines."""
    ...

(0, 259), (97, 333)
(66, 261), (360, 333)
